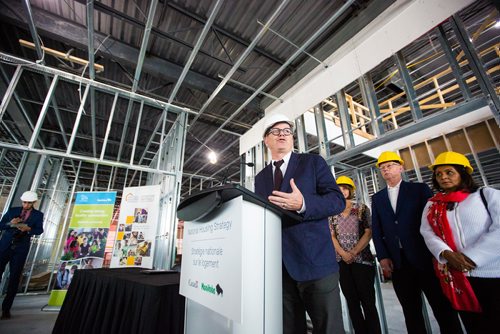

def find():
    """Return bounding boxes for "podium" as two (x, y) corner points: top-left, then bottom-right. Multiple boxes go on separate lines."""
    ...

(177, 184), (301, 334)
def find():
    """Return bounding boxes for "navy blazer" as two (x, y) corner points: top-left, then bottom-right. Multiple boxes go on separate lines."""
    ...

(255, 152), (345, 282)
(371, 181), (433, 271)
(0, 207), (44, 253)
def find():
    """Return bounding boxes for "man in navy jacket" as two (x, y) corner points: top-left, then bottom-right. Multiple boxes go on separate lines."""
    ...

(371, 152), (462, 334)
(255, 114), (345, 334)
(0, 191), (44, 320)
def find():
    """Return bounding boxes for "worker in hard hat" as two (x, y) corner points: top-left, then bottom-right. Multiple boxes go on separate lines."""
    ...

(329, 176), (381, 334)
(420, 151), (500, 333)
(0, 191), (44, 320)
(371, 152), (462, 333)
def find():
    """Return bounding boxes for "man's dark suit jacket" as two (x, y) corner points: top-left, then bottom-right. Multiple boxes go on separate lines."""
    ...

(255, 152), (345, 282)
(371, 181), (433, 270)
(0, 207), (44, 253)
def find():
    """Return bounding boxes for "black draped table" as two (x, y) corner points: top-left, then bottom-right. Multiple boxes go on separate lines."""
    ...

(52, 267), (185, 334)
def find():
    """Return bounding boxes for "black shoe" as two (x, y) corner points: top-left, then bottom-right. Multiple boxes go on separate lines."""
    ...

(1, 310), (11, 319)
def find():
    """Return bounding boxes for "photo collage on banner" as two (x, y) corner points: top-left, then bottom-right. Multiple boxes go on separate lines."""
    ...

(110, 185), (161, 268)
(51, 191), (116, 303)
(56, 228), (106, 289)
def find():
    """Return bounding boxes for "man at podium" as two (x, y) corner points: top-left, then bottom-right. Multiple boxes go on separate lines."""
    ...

(255, 114), (346, 334)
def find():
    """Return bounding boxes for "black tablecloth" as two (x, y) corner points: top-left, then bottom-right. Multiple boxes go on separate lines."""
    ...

(52, 267), (185, 334)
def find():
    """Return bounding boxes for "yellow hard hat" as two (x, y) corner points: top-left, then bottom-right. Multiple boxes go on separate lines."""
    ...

(336, 176), (356, 190)
(429, 151), (473, 174)
(376, 151), (404, 168)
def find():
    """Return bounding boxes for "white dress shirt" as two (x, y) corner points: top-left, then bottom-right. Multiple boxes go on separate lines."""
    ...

(387, 179), (402, 213)
(271, 151), (291, 176)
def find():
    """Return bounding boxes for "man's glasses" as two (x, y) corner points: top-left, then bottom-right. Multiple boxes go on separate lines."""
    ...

(267, 128), (293, 136)
(379, 163), (400, 171)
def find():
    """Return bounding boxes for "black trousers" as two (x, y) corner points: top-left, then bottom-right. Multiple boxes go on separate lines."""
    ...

(458, 276), (500, 334)
(282, 267), (345, 334)
(0, 244), (29, 312)
(339, 261), (381, 334)
(391, 251), (463, 334)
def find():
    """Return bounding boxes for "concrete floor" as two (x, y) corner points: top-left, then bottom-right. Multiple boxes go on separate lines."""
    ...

(377, 282), (439, 334)
(0, 282), (440, 333)
(0, 293), (59, 333)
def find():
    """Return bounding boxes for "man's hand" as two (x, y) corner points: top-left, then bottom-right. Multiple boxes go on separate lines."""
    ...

(268, 178), (303, 211)
(380, 258), (393, 279)
(10, 217), (23, 225)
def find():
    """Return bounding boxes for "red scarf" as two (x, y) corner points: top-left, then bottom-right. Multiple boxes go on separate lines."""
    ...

(427, 191), (482, 312)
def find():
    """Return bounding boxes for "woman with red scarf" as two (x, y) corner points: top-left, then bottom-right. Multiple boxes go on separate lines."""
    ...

(420, 151), (500, 333)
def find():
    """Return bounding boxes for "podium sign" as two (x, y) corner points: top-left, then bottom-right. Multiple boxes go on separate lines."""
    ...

(180, 196), (243, 322)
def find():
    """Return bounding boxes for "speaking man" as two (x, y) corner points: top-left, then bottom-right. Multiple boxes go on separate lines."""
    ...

(254, 114), (345, 334)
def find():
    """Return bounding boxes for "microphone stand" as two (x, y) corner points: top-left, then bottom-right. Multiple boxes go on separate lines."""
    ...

(221, 162), (255, 185)
(221, 166), (230, 185)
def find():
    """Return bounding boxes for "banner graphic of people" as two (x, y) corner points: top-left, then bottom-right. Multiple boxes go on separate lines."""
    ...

(110, 185), (161, 268)
(48, 192), (116, 307)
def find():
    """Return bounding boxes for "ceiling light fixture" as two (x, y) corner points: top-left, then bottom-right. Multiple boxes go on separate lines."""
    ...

(207, 151), (217, 164)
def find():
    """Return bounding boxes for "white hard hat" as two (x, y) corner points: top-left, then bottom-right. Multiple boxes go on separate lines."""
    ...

(263, 113), (294, 136)
(20, 191), (38, 202)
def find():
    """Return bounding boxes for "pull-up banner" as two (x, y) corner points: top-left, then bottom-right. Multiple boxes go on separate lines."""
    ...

(48, 191), (116, 307)
(110, 185), (161, 269)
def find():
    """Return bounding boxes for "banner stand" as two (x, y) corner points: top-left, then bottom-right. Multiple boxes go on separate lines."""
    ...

(48, 191), (116, 308)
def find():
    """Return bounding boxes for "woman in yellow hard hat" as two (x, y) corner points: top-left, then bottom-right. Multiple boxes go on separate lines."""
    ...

(420, 151), (500, 333)
(329, 176), (381, 334)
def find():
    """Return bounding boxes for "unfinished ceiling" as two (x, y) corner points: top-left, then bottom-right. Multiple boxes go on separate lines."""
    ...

(0, 0), (394, 197)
